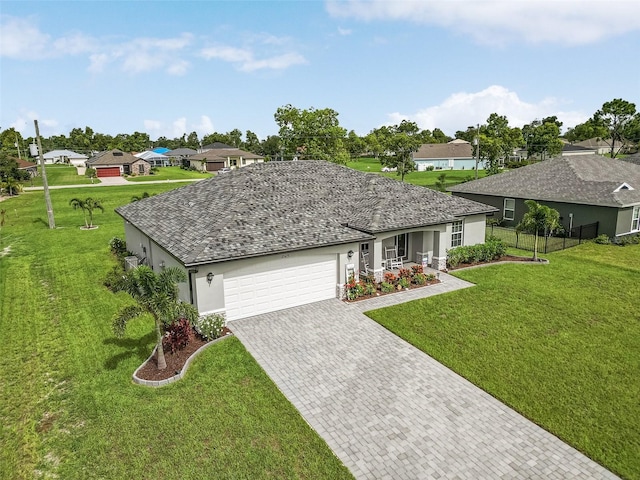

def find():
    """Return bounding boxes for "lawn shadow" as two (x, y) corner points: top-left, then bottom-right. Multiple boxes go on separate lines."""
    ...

(103, 331), (155, 370)
(33, 217), (49, 227)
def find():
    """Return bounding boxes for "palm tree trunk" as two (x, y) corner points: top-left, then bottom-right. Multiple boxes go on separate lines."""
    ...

(155, 319), (167, 370)
(533, 232), (539, 261)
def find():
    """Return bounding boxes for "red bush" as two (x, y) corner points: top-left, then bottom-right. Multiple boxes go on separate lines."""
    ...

(163, 318), (194, 354)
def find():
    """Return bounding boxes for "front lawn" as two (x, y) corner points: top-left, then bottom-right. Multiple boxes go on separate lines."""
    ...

(0, 185), (352, 480)
(366, 242), (640, 480)
(126, 166), (212, 182)
(28, 164), (94, 186)
(346, 157), (485, 189)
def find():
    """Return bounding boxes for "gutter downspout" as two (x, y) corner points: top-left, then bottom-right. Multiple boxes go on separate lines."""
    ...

(188, 268), (198, 305)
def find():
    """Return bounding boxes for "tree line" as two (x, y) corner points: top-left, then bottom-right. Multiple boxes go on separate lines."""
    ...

(1, 98), (638, 190)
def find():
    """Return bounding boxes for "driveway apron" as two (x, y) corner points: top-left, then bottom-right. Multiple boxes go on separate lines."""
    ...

(230, 276), (617, 480)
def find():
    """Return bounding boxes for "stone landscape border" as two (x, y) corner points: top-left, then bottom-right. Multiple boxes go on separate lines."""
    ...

(133, 333), (233, 387)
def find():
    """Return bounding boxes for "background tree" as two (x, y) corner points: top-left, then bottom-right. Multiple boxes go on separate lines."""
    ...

(243, 130), (261, 153)
(259, 135), (281, 160)
(0, 128), (25, 157)
(274, 105), (349, 163)
(593, 98), (637, 157)
(69, 197), (104, 228)
(364, 131), (385, 160)
(345, 130), (366, 159)
(378, 120), (423, 181)
(563, 119), (608, 143)
(112, 266), (199, 371)
(0, 151), (29, 195)
(516, 200), (561, 261)
(478, 114), (523, 175)
(522, 117), (563, 160)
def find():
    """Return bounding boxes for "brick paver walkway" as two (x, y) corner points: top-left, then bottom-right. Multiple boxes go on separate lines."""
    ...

(230, 274), (618, 479)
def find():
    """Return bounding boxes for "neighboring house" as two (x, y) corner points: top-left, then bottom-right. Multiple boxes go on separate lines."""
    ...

(449, 154), (640, 238)
(412, 140), (484, 171)
(86, 149), (151, 177)
(135, 150), (171, 167)
(187, 147), (264, 172)
(165, 148), (197, 166)
(622, 153), (640, 166)
(16, 158), (38, 177)
(561, 144), (596, 156)
(42, 149), (89, 166)
(116, 161), (496, 321)
(575, 138), (627, 156)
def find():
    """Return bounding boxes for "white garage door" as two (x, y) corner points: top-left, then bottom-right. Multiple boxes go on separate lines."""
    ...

(224, 254), (337, 320)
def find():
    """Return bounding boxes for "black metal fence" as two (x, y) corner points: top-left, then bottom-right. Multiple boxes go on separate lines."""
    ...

(486, 222), (599, 254)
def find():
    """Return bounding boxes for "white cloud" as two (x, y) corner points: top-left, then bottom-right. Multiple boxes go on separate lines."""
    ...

(337, 27), (352, 36)
(0, 16), (51, 59)
(10, 110), (60, 137)
(200, 38), (307, 71)
(325, 0), (640, 46)
(385, 85), (588, 135)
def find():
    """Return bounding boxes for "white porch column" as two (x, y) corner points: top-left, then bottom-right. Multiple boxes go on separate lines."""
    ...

(432, 226), (450, 270)
(372, 237), (384, 282)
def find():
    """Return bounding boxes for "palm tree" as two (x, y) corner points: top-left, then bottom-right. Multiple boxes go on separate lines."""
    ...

(69, 197), (104, 228)
(516, 200), (561, 261)
(112, 266), (199, 370)
(131, 192), (152, 202)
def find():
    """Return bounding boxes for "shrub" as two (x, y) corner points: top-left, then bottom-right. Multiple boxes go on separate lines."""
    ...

(85, 168), (97, 179)
(364, 282), (377, 296)
(413, 272), (427, 285)
(381, 282), (395, 293)
(193, 313), (226, 340)
(411, 264), (424, 275)
(425, 273), (436, 281)
(103, 264), (126, 292)
(594, 234), (611, 245)
(615, 233), (640, 246)
(383, 272), (397, 285)
(398, 277), (410, 289)
(109, 237), (128, 257)
(398, 268), (412, 279)
(163, 318), (194, 354)
(447, 238), (506, 267)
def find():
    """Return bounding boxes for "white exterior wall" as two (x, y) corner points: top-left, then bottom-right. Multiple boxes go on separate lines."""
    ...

(462, 214), (487, 246)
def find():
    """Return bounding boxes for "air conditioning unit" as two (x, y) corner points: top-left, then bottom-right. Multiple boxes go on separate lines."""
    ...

(124, 256), (139, 271)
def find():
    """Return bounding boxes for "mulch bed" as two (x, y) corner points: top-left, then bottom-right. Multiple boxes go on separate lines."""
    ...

(136, 327), (231, 382)
(344, 279), (441, 302)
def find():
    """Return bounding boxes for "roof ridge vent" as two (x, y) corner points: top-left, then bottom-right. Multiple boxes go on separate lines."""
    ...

(614, 182), (634, 192)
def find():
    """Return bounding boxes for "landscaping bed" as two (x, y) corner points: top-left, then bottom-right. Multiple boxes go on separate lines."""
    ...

(135, 327), (231, 382)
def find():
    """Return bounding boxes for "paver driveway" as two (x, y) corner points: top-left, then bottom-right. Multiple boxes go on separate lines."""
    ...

(230, 277), (618, 479)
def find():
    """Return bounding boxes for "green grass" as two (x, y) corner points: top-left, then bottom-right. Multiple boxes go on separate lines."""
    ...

(366, 242), (640, 479)
(28, 165), (94, 187)
(0, 185), (352, 480)
(126, 166), (212, 182)
(346, 157), (486, 189)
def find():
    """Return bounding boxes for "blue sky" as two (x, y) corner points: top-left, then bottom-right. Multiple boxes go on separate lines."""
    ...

(2, 0), (639, 141)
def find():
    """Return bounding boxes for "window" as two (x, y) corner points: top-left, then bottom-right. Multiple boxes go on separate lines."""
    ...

(138, 164), (145, 174)
(395, 234), (408, 259)
(632, 206), (640, 231)
(451, 220), (463, 247)
(504, 198), (515, 220)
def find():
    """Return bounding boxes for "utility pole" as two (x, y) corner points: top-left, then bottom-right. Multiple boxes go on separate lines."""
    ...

(34, 120), (56, 229)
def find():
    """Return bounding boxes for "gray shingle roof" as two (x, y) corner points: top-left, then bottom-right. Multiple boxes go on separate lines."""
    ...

(87, 149), (143, 166)
(449, 154), (640, 208)
(413, 143), (473, 160)
(117, 160), (496, 266)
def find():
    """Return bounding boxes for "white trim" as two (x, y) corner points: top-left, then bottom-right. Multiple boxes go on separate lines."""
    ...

(631, 205), (640, 232)
(614, 182), (634, 192)
(503, 198), (515, 220)
(451, 220), (464, 248)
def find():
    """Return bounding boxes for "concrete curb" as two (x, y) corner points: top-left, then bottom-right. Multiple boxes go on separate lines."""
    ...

(132, 333), (233, 387)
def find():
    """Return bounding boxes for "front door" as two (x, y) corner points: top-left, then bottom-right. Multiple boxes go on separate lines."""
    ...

(395, 234), (408, 260)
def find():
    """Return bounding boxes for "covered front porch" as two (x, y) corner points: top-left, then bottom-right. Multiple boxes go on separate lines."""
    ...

(357, 226), (451, 282)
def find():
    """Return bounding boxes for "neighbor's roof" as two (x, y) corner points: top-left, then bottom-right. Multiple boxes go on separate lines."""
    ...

(43, 149), (88, 159)
(621, 153), (640, 166)
(413, 143), (473, 160)
(189, 148), (264, 161)
(165, 148), (197, 156)
(449, 154), (640, 208)
(87, 149), (146, 166)
(16, 158), (37, 169)
(135, 151), (169, 161)
(117, 160), (495, 266)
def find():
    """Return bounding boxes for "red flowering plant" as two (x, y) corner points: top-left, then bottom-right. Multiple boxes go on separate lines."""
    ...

(411, 264), (424, 275)
(383, 272), (397, 285)
(398, 268), (412, 280)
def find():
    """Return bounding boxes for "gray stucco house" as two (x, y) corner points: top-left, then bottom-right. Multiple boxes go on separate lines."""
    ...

(449, 154), (640, 238)
(412, 140), (485, 171)
(116, 161), (496, 321)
